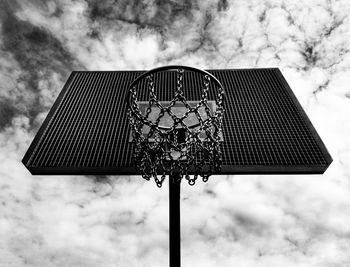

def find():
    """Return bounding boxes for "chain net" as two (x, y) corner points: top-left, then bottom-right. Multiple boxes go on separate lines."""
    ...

(128, 66), (224, 187)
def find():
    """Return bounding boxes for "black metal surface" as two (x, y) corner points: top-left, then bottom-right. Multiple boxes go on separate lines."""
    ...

(169, 173), (181, 267)
(22, 68), (332, 175)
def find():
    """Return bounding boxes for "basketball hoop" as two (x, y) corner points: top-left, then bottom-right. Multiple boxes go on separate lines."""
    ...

(23, 66), (333, 267)
(128, 66), (225, 187)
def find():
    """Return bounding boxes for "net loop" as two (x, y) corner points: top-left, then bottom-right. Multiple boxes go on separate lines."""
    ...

(202, 174), (209, 182)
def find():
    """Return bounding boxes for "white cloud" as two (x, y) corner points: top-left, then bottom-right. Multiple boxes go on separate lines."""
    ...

(1, 0), (350, 266)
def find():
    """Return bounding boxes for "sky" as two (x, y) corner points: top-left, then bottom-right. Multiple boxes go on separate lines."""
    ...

(1, 0), (350, 266)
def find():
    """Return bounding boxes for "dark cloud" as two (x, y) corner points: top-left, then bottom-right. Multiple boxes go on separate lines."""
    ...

(83, 0), (218, 46)
(0, 99), (19, 129)
(1, 6), (78, 78)
(231, 211), (270, 237)
(86, 0), (195, 29)
(0, 1), (82, 130)
(217, 0), (229, 12)
(301, 42), (319, 68)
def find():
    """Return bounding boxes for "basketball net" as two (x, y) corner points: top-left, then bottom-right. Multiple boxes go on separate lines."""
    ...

(128, 66), (224, 187)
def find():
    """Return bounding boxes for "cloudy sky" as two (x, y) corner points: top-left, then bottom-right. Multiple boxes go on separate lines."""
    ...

(1, 0), (350, 266)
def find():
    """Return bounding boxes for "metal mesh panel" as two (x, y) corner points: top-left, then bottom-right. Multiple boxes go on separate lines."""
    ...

(22, 69), (332, 175)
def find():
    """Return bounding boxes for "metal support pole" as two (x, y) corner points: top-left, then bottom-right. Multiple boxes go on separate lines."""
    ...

(169, 173), (181, 267)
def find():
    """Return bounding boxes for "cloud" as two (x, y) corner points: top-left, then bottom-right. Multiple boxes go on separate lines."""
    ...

(1, 0), (350, 266)
(0, 1), (82, 130)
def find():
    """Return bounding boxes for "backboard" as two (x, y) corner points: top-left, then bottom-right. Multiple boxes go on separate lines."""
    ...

(22, 68), (332, 175)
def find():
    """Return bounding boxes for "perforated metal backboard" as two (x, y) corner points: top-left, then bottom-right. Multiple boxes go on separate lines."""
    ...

(22, 68), (332, 175)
